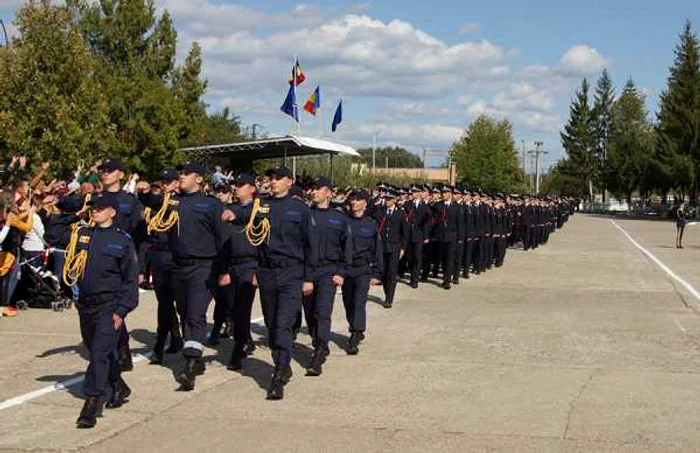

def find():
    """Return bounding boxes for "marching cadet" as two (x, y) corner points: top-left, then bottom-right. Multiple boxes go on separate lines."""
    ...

(432, 186), (460, 289)
(452, 188), (466, 285)
(217, 173), (259, 371)
(223, 166), (316, 400)
(378, 189), (408, 308)
(168, 162), (224, 391)
(404, 185), (431, 288)
(343, 189), (382, 355)
(68, 193), (139, 429)
(137, 169), (183, 365)
(98, 158), (145, 373)
(301, 176), (351, 376)
(493, 195), (507, 267)
(473, 191), (487, 275)
(208, 182), (236, 346)
(423, 186), (440, 280)
(462, 191), (476, 278)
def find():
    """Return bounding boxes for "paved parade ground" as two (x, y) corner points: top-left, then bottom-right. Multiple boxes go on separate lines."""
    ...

(3, 214), (700, 452)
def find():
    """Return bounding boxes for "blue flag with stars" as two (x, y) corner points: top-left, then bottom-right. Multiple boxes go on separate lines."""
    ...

(281, 83), (298, 122)
(332, 99), (343, 132)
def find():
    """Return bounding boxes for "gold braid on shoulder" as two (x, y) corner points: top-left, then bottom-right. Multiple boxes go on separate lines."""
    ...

(63, 224), (88, 286)
(245, 198), (271, 246)
(147, 192), (179, 234)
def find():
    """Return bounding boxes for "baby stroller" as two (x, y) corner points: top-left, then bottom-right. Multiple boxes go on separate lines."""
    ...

(13, 251), (73, 312)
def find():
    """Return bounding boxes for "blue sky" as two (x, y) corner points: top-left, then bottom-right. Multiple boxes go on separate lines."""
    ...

(2, 0), (699, 169)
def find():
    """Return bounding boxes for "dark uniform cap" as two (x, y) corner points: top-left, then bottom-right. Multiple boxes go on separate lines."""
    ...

(97, 158), (124, 172)
(214, 182), (231, 193)
(410, 185), (422, 193)
(158, 168), (179, 182)
(441, 185), (453, 193)
(177, 161), (206, 175)
(385, 190), (398, 199)
(290, 184), (305, 198)
(265, 167), (293, 179)
(87, 192), (119, 209)
(349, 189), (371, 201)
(57, 195), (83, 213)
(431, 187), (441, 194)
(453, 187), (462, 195)
(313, 176), (332, 189)
(235, 172), (256, 186)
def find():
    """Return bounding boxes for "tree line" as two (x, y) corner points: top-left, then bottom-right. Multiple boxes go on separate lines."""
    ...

(0, 0), (245, 178)
(549, 21), (700, 207)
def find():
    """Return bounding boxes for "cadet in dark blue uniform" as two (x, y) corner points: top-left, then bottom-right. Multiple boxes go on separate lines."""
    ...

(71, 193), (139, 429)
(302, 177), (351, 376)
(217, 173), (259, 371)
(233, 166), (315, 400)
(98, 158), (145, 373)
(168, 162), (224, 391)
(137, 169), (182, 365)
(377, 190), (408, 308)
(343, 189), (382, 355)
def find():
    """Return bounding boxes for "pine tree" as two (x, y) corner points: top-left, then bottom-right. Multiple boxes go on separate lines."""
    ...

(593, 69), (615, 201)
(607, 78), (654, 209)
(560, 78), (598, 200)
(656, 20), (700, 202)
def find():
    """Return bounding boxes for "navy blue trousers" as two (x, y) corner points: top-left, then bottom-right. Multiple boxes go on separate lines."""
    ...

(302, 266), (337, 350)
(150, 250), (178, 337)
(171, 260), (214, 358)
(257, 264), (303, 367)
(341, 266), (371, 333)
(79, 302), (120, 397)
(230, 261), (257, 346)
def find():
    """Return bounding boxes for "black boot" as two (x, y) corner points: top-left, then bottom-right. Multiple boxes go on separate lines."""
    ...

(442, 281), (451, 290)
(244, 339), (256, 356)
(227, 346), (245, 371)
(118, 344), (133, 372)
(174, 358), (206, 391)
(306, 347), (328, 376)
(165, 329), (183, 354)
(452, 276), (460, 285)
(267, 365), (293, 400)
(150, 333), (167, 365)
(105, 377), (131, 409)
(76, 396), (103, 429)
(207, 322), (222, 346)
(346, 332), (364, 355)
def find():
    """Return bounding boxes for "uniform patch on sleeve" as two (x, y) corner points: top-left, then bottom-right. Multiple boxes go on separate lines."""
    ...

(79, 236), (91, 244)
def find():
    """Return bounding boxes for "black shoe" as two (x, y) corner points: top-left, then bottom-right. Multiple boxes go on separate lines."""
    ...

(383, 300), (393, 309)
(118, 345), (133, 372)
(347, 332), (363, 355)
(76, 396), (102, 429)
(165, 334), (183, 354)
(105, 377), (131, 409)
(227, 347), (245, 371)
(267, 365), (293, 400)
(306, 348), (328, 376)
(206, 330), (220, 347)
(174, 358), (205, 391)
(244, 340), (256, 356)
(149, 334), (166, 365)
(452, 277), (460, 285)
(442, 282), (451, 290)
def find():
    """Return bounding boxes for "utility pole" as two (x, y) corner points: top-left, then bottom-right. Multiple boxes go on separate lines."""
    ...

(372, 129), (382, 171)
(521, 140), (526, 173)
(528, 141), (548, 194)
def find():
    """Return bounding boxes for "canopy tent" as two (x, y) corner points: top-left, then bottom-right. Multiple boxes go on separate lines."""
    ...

(178, 135), (360, 179)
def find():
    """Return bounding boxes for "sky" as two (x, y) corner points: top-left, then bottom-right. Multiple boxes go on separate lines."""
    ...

(1, 0), (699, 169)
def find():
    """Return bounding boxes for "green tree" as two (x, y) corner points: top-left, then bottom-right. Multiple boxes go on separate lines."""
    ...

(561, 78), (598, 200)
(606, 78), (654, 209)
(451, 115), (526, 192)
(656, 21), (700, 204)
(541, 158), (587, 197)
(0, 0), (112, 171)
(356, 146), (423, 168)
(593, 69), (615, 201)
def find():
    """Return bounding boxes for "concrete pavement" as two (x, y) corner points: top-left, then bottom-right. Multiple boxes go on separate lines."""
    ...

(2, 214), (700, 452)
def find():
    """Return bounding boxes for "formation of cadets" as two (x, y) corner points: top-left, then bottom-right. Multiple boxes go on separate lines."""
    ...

(65, 158), (574, 428)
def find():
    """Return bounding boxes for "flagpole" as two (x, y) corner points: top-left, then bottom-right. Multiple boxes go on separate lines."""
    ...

(292, 55), (298, 179)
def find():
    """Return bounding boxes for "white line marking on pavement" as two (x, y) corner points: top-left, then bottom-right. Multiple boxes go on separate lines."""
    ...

(610, 219), (700, 303)
(0, 316), (265, 411)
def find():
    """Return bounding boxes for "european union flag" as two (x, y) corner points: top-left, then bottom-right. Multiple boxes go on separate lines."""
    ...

(332, 99), (343, 132)
(281, 84), (298, 122)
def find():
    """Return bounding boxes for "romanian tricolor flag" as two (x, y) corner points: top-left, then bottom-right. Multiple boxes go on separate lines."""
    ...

(288, 59), (306, 86)
(304, 86), (320, 115)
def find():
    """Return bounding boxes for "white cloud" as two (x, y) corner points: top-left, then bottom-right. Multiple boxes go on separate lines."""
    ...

(559, 44), (612, 75)
(356, 122), (463, 147)
(459, 22), (478, 34)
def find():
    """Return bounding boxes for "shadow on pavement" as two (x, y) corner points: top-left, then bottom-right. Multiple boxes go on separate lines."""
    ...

(35, 372), (85, 400)
(36, 343), (90, 361)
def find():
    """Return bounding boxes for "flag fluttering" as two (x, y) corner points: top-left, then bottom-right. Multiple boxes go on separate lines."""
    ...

(304, 85), (320, 116)
(332, 100), (343, 132)
(288, 59), (306, 86)
(280, 84), (298, 122)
